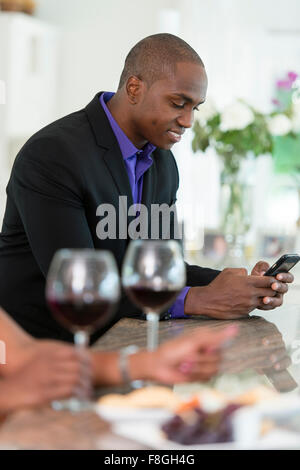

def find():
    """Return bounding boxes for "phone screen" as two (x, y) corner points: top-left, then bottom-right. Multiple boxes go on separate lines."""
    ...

(264, 254), (300, 276)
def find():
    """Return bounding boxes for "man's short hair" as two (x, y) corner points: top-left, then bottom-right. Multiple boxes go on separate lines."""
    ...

(118, 33), (204, 90)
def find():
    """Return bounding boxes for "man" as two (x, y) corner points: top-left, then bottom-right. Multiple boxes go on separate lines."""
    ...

(0, 33), (293, 342)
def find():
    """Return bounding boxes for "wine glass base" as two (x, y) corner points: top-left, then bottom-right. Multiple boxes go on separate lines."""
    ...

(131, 380), (145, 389)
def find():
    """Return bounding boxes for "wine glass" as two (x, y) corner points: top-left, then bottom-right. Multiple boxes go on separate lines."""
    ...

(122, 240), (186, 351)
(46, 249), (120, 411)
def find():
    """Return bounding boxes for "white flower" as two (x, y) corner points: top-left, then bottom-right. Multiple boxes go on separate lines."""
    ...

(291, 101), (300, 133)
(196, 97), (217, 124)
(267, 114), (292, 136)
(220, 101), (254, 131)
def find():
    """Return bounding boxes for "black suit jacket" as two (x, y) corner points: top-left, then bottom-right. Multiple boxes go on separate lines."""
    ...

(0, 92), (220, 343)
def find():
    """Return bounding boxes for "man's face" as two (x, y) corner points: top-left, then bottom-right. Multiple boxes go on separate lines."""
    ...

(131, 62), (207, 150)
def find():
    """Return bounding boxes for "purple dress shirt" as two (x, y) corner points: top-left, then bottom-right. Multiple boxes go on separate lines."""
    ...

(100, 92), (189, 319)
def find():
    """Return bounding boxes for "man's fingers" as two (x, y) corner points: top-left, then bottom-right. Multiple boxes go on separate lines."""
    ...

(276, 272), (294, 283)
(250, 275), (277, 288)
(251, 261), (270, 276)
(258, 294), (283, 309)
(223, 267), (248, 276)
(254, 288), (278, 298)
(271, 281), (288, 294)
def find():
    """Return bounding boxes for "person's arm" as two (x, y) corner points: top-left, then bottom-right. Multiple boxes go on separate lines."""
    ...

(184, 264), (293, 319)
(185, 263), (220, 286)
(168, 265), (221, 319)
(90, 325), (238, 386)
(0, 308), (35, 376)
(12, 137), (95, 278)
(0, 342), (91, 414)
(0, 307), (92, 414)
(0, 304), (238, 399)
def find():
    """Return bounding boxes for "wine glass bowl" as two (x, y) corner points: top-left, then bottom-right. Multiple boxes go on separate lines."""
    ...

(46, 249), (120, 410)
(122, 240), (186, 350)
(47, 249), (120, 335)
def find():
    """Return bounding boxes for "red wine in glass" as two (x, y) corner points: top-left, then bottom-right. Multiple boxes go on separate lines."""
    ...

(48, 298), (114, 332)
(126, 286), (180, 312)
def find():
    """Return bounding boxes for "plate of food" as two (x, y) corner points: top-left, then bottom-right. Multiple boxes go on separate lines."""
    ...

(96, 386), (181, 423)
(96, 385), (300, 449)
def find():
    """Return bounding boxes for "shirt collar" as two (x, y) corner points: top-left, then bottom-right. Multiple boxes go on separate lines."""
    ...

(100, 92), (156, 160)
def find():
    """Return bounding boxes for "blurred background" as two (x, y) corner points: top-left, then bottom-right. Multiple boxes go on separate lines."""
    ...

(1, 0), (300, 270)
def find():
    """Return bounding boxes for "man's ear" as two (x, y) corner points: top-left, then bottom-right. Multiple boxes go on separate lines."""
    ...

(126, 76), (144, 105)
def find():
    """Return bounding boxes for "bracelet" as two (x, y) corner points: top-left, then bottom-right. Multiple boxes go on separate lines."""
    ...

(118, 345), (140, 384)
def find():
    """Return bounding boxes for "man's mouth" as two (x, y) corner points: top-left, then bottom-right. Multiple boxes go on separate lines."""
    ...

(167, 130), (183, 143)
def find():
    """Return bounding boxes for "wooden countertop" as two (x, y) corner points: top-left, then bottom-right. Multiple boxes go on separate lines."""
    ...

(1, 298), (300, 449)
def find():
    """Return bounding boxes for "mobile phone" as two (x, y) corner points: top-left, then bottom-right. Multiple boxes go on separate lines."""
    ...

(262, 368), (298, 393)
(264, 254), (300, 277)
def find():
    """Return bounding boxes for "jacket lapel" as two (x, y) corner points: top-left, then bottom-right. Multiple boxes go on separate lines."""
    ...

(85, 93), (159, 242)
(102, 148), (134, 208)
(85, 92), (134, 208)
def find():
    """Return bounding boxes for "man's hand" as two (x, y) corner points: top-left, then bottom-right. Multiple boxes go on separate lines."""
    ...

(184, 268), (279, 319)
(251, 261), (294, 310)
(138, 325), (238, 384)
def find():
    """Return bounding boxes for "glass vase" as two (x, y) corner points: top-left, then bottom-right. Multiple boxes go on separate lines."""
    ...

(219, 164), (253, 269)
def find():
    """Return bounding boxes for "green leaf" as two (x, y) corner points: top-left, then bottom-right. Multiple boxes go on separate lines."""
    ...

(273, 134), (300, 173)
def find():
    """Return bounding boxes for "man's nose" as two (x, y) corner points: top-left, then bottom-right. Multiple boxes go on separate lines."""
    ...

(177, 110), (194, 129)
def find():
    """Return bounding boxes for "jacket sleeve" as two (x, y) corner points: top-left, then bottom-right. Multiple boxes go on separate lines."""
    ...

(186, 263), (220, 286)
(12, 137), (95, 278)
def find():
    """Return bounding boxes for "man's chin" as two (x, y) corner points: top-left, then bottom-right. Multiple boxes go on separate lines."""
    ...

(157, 141), (175, 150)
(150, 134), (176, 150)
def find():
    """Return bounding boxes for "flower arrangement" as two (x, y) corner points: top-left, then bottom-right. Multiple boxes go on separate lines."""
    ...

(191, 71), (300, 262)
(191, 98), (268, 246)
(192, 98), (272, 176)
(270, 71), (300, 177)
(191, 71), (300, 176)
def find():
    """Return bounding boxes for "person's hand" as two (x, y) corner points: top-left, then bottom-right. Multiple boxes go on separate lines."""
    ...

(0, 341), (92, 413)
(134, 325), (238, 384)
(251, 261), (294, 310)
(184, 268), (279, 319)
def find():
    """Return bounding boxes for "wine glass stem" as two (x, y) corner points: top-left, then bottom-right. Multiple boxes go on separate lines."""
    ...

(146, 311), (159, 351)
(74, 330), (89, 349)
(52, 328), (91, 412)
(73, 330), (91, 406)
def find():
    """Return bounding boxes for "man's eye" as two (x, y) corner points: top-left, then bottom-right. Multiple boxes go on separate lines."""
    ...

(172, 102), (184, 109)
(193, 106), (199, 111)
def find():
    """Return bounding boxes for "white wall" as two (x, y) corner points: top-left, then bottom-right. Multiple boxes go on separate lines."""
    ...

(174, 0), (300, 235)
(2, 0), (300, 239)
(35, 0), (181, 116)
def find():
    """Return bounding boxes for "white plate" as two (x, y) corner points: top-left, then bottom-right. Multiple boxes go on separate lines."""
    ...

(95, 396), (300, 450)
(113, 421), (300, 450)
(95, 404), (173, 424)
